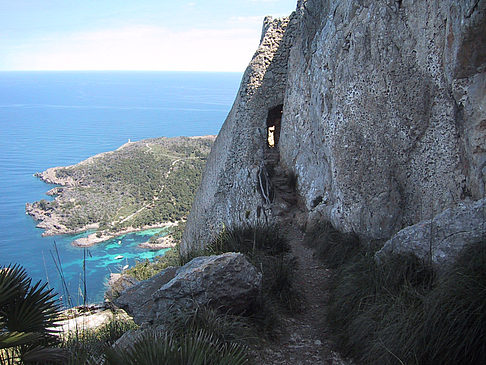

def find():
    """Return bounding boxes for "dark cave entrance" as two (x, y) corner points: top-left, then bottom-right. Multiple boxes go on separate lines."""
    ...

(266, 104), (283, 148)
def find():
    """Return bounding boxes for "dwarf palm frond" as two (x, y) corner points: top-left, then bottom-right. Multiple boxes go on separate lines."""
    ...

(0, 264), (65, 363)
(105, 329), (249, 365)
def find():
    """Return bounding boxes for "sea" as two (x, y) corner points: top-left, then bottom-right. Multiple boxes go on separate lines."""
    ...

(0, 71), (241, 305)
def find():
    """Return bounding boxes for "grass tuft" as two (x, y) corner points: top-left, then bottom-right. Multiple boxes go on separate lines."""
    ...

(304, 221), (361, 268)
(325, 240), (485, 365)
(207, 224), (290, 259)
(62, 316), (138, 364)
(105, 328), (249, 365)
(165, 305), (255, 345)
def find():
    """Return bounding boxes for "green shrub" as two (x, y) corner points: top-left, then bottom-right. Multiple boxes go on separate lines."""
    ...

(326, 241), (486, 365)
(125, 246), (181, 281)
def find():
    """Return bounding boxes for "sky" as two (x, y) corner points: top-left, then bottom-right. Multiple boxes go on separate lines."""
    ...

(0, 0), (297, 72)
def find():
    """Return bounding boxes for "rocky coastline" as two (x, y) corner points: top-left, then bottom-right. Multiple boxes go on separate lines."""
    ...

(26, 183), (177, 248)
(25, 196), (91, 237)
(71, 222), (176, 248)
(137, 235), (177, 250)
(25, 136), (214, 247)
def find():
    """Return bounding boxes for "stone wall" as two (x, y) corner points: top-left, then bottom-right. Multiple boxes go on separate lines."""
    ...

(181, 15), (298, 254)
(182, 0), (485, 252)
(279, 0), (485, 241)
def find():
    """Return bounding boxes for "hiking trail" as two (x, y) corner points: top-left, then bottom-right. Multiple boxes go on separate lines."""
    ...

(251, 148), (352, 365)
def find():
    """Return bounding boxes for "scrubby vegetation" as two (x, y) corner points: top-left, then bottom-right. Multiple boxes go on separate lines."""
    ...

(307, 221), (486, 365)
(62, 317), (138, 364)
(0, 264), (63, 364)
(106, 306), (252, 365)
(124, 245), (182, 281)
(29, 137), (213, 238)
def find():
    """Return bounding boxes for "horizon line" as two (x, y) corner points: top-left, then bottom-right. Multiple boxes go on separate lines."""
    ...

(0, 69), (243, 73)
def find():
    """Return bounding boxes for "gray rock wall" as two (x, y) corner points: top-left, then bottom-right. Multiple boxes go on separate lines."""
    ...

(181, 15), (298, 253)
(280, 0), (485, 241)
(182, 0), (485, 252)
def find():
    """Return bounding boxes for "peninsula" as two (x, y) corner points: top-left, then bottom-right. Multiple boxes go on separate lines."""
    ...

(26, 136), (214, 247)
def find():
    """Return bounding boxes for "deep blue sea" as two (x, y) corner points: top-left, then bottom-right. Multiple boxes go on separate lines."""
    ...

(0, 71), (241, 305)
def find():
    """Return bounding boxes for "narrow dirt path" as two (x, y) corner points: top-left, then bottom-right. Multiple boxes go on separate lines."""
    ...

(252, 215), (350, 364)
(252, 153), (351, 365)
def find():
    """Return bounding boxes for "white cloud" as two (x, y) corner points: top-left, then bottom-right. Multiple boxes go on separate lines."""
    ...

(6, 24), (261, 71)
(227, 16), (264, 26)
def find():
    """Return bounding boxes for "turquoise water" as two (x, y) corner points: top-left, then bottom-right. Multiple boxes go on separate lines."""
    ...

(0, 71), (241, 304)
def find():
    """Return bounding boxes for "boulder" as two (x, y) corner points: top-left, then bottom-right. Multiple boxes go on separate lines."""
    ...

(114, 267), (177, 324)
(105, 273), (139, 302)
(152, 253), (262, 324)
(114, 253), (262, 326)
(113, 328), (144, 349)
(376, 198), (486, 266)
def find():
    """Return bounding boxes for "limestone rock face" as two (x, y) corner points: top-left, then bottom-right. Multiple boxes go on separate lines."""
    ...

(376, 198), (486, 266)
(152, 253), (262, 323)
(105, 273), (139, 302)
(113, 267), (177, 324)
(181, 15), (298, 254)
(182, 0), (486, 253)
(280, 0), (486, 241)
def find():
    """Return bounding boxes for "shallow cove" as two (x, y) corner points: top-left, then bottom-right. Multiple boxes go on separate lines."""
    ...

(46, 228), (171, 304)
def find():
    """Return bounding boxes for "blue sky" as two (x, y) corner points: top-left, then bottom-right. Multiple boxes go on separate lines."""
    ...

(0, 0), (296, 71)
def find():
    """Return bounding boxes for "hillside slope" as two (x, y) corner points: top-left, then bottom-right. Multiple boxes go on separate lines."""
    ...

(27, 136), (214, 243)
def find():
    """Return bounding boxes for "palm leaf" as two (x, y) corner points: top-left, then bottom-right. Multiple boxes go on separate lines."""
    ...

(0, 264), (31, 306)
(3, 278), (60, 335)
(105, 329), (249, 365)
(0, 331), (42, 349)
(1, 264), (62, 363)
(21, 345), (68, 364)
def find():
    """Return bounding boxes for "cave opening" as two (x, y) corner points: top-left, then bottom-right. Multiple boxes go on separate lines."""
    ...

(266, 104), (283, 148)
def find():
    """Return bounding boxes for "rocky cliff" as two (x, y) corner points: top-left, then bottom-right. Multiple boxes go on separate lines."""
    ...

(182, 0), (485, 256)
